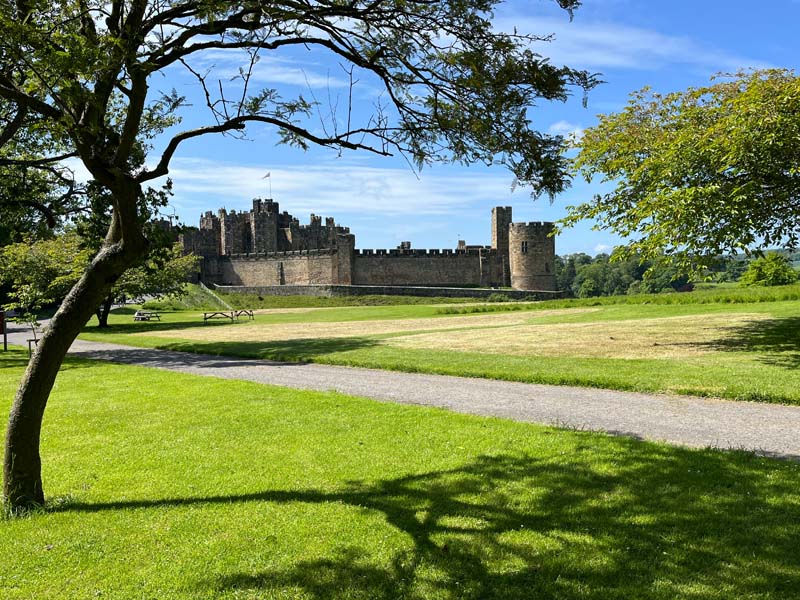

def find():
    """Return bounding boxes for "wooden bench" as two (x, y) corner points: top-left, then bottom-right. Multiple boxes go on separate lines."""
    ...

(134, 310), (161, 322)
(233, 309), (255, 320)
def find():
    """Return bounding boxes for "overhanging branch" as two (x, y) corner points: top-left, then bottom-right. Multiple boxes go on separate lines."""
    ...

(0, 152), (78, 167)
(137, 116), (395, 183)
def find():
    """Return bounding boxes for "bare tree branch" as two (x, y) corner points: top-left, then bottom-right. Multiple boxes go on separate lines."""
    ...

(139, 115), (395, 183)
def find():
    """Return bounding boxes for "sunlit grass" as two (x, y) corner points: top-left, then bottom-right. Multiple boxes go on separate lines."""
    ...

(1, 348), (799, 599)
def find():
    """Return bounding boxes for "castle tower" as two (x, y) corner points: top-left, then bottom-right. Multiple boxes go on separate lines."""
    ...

(219, 209), (250, 255)
(491, 206), (513, 287)
(335, 232), (356, 285)
(508, 222), (557, 291)
(250, 198), (278, 253)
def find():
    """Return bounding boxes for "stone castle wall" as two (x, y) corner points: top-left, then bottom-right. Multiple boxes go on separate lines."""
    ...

(184, 201), (557, 291)
(354, 250), (488, 287)
(216, 284), (563, 300)
(202, 250), (340, 287)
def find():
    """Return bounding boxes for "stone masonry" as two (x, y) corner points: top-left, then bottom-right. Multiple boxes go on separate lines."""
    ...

(182, 201), (557, 291)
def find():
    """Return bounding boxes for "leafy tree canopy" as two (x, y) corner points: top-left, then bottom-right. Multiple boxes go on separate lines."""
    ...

(0, 232), (91, 331)
(564, 69), (800, 273)
(0, 229), (199, 326)
(556, 251), (689, 298)
(0, 100), (87, 243)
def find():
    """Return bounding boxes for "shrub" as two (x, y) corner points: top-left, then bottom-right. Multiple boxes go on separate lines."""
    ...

(740, 253), (799, 287)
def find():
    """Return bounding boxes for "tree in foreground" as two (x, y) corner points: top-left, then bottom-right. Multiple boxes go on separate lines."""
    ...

(0, 0), (597, 510)
(739, 253), (799, 287)
(564, 69), (800, 273)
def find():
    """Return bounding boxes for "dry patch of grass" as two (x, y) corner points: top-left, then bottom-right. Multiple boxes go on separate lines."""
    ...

(137, 309), (590, 343)
(389, 313), (772, 360)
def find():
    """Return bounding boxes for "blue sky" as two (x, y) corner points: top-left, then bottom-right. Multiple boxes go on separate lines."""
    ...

(131, 1), (800, 255)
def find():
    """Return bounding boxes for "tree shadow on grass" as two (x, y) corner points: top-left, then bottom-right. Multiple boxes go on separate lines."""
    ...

(52, 443), (800, 599)
(0, 351), (31, 370)
(68, 337), (380, 369)
(85, 315), (233, 335)
(156, 336), (381, 363)
(697, 316), (800, 368)
(0, 349), (95, 372)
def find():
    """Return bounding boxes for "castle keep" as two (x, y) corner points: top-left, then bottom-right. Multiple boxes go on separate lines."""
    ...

(182, 200), (557, 291)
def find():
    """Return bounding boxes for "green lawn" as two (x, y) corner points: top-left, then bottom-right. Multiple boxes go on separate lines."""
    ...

(1, 348), (799, 599)
(81, 292), (800, 404)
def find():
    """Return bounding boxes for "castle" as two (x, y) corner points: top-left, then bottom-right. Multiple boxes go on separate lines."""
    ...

(182, 199), (557, 292)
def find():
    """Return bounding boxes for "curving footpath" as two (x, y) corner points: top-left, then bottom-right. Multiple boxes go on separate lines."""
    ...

(4, 322), (800, 460)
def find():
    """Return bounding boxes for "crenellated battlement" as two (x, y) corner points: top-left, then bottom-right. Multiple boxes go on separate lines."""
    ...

(509, 221), (554, 232)
(355, 247), (497, 258)
(227, 248), (337, 260)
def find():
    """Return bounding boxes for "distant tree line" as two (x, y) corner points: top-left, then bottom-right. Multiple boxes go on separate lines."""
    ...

(555, 250), (799, 298)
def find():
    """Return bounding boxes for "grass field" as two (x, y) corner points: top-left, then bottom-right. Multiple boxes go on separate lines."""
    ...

(2, 348), (799, 599)
(143, 285), (488, 311)
(81, 286), (800, 404)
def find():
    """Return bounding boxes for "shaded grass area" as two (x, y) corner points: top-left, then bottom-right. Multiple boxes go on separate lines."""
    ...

(701, 316), (800, 369)
(1, 348), (800, 599)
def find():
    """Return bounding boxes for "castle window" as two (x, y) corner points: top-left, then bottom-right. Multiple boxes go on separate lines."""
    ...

(545, 262), (550, 273)
(521, 241), (528, 254)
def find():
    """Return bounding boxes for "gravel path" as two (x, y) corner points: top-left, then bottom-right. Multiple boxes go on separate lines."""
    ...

(5, 322), (800, 459)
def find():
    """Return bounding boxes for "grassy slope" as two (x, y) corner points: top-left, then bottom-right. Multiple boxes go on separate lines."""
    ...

(81, 292), (800, 404)
(2, 348), (799, 599)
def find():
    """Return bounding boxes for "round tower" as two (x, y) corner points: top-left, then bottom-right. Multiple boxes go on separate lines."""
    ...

(508, 222), (557, 291)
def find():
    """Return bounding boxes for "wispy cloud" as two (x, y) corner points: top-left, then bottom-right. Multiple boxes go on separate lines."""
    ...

(548, 120), (584, 140)
(164, 157), (521, 222)
(179, 49), (352, 89)
(495, 16), (771, 72)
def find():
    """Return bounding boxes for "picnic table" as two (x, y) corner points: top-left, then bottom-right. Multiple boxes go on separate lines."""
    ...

(134, 310), (161, 322)
(203, 311), (235, 324)
(203, 309), (255, 324)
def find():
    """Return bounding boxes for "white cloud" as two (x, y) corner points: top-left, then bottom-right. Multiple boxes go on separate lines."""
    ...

(594, 243), (612, 254)
(180, 49), (351, 90)
(548, 120), (584, 140)
(164, 157), (521, 223)
(495, 16), (771, 72)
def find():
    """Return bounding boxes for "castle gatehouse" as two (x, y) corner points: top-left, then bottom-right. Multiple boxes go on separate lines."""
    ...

(181, 200), (557, 292)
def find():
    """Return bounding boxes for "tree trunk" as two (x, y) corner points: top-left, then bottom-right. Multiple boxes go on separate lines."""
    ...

(96, 295), (114, 328)
(4, 182), (148, 512)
